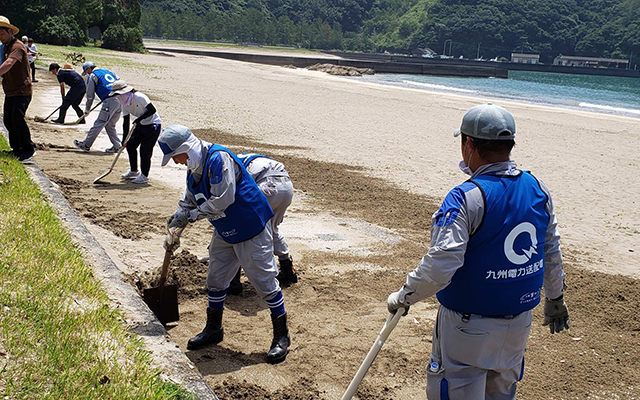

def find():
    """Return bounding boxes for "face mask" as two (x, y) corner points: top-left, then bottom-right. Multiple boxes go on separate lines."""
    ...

(118, 92), (134, 106)
(459, 139), (474, 176)
(186, 156), (196, 171)
(458, 160), (473, 176)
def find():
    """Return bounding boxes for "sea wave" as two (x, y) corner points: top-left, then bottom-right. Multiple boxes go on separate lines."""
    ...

(401, 80), (478, 93)
(578, 102), (640, 115)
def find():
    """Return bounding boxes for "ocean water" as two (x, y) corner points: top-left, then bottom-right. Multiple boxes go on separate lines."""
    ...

(353, 70), (640, 118)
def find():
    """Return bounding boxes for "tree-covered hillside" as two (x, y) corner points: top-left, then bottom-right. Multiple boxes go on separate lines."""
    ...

(1, 0), (143, 52)
(140, 0), (640, 62)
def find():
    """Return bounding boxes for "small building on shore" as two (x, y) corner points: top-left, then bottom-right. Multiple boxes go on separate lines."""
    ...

(553, 55), (629, 69)
(511, 53), (540, 64)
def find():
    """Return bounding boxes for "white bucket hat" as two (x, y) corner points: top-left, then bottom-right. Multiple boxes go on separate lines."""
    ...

(109, 80), (134, 96)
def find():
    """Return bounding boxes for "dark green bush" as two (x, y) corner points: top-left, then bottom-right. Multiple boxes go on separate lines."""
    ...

(35, 15), (87, 46)
(101, 24), (144, 52)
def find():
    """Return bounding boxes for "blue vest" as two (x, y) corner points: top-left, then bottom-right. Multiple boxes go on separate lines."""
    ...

(92, 69), (118, 100)
(236, 153), (270, 168)
(436, 171), (549, 316)
(187, 145), (274, 244)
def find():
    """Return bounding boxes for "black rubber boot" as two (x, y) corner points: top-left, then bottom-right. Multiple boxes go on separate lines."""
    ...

(267, 313), (290, 364)
(276, 257), (298, 284)
(187, 307), (224, 350)
(227, 269), (243, 296)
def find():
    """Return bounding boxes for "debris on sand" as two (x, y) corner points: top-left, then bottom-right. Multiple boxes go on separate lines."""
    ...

(306, 63), (375, 76)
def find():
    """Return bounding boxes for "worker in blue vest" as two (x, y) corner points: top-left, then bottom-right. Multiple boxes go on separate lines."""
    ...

(159, 125), (290, 364)
(73, 61), (122, 153)
(226, 152), (297, 295)
(387, 103), (570, 400)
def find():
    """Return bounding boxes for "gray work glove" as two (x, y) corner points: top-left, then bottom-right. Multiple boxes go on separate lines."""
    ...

(163, 233), (180, 251)
(167, 210), (190, 230)
(543, 295), (570, 334)
(387, 291), (410, 316)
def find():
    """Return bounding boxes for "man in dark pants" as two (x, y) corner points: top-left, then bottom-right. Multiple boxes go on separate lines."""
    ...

(0, 16), (34, 163)
(49, 63), (86, 124)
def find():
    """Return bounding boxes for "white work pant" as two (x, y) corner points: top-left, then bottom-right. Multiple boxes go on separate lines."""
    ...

(206, 221), (281, 300)
(83, 96), (122, 148)
(264, 176), (293, 258)
(427, 305), (532, 400)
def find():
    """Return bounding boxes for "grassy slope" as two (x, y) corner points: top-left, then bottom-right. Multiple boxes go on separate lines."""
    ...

(0, 137), (193, 399)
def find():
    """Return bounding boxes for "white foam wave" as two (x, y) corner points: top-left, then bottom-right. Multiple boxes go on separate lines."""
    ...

(401, 80), (477, 93)
(579, 102), (640, 115)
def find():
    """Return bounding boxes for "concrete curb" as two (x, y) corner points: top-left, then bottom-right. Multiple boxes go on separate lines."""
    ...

(1, 128), (217, 399)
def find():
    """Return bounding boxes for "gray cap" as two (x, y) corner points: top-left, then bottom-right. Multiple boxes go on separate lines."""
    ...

(81, 61), (95, 75)
(453, 103), (516, 140)
(158, 125), (193, 166)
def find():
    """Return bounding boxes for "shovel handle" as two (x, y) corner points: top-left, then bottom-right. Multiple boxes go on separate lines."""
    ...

(39, 105), (62, 122)
(157, 226), (185, 288)
(340, 308), (405, 400)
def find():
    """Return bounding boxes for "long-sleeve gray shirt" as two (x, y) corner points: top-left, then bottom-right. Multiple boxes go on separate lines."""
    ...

(176, 142), (242, 222)
(398, 160), (566, 307)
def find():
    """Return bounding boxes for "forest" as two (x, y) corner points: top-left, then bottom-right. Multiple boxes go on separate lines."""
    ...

(5, 0), (639, 60)
(2, 0), (144, 52)
(140, 0), (640, 62)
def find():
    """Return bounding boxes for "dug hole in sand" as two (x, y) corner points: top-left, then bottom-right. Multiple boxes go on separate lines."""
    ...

(21, 47), (640, 400)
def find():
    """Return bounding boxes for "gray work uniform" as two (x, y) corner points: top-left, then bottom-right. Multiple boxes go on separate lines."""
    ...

(82, 72), (122, 149)
(176, 142), (281, 300)
(394, 161), (566, 400)
(244, 156), (293, 258)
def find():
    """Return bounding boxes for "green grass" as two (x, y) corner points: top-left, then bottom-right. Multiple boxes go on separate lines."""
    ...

(36, 44), (163, 73)
(0, 137), (193, 399)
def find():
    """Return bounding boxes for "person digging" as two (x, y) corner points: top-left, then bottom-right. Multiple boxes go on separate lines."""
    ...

(49, 63), (86, 124)
(217, 152), (298, 295)
(159, 125), (291, 364)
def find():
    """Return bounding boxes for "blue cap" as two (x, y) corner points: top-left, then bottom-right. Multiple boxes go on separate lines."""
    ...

(81, 61), (95, 75)
(158, 125), (193, 166)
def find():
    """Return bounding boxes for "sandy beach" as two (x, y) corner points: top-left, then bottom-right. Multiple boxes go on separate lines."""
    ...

(24, 43), (640, 399)
(137, 43), (639, 277)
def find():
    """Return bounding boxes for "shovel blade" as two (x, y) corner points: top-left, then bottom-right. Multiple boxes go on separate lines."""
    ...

(143, 284), (179, 324)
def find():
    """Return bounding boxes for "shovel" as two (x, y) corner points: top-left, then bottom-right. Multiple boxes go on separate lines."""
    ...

(143, 226), (183, 325)
(34, 105), (62, 123)
(92, 126), (134, 184)
(340, 307), (406, 400)
(64, 100), (103, 125)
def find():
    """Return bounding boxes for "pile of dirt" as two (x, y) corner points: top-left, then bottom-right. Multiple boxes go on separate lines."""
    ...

(213, 377), (325, 399)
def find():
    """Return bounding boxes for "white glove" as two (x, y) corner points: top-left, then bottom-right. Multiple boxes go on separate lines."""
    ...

(163, 233), (180, 251)
(258, 181), (278, 197)
(387, 291), (409, 316)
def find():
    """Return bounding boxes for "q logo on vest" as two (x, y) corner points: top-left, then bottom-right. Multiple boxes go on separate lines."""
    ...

(504, 222), (538, 265)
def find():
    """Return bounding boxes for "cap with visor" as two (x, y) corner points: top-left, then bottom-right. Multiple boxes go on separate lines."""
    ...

(158, 125), (194, 166)
(81, 61), (96, 75)
(454, 103), (516, 140)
